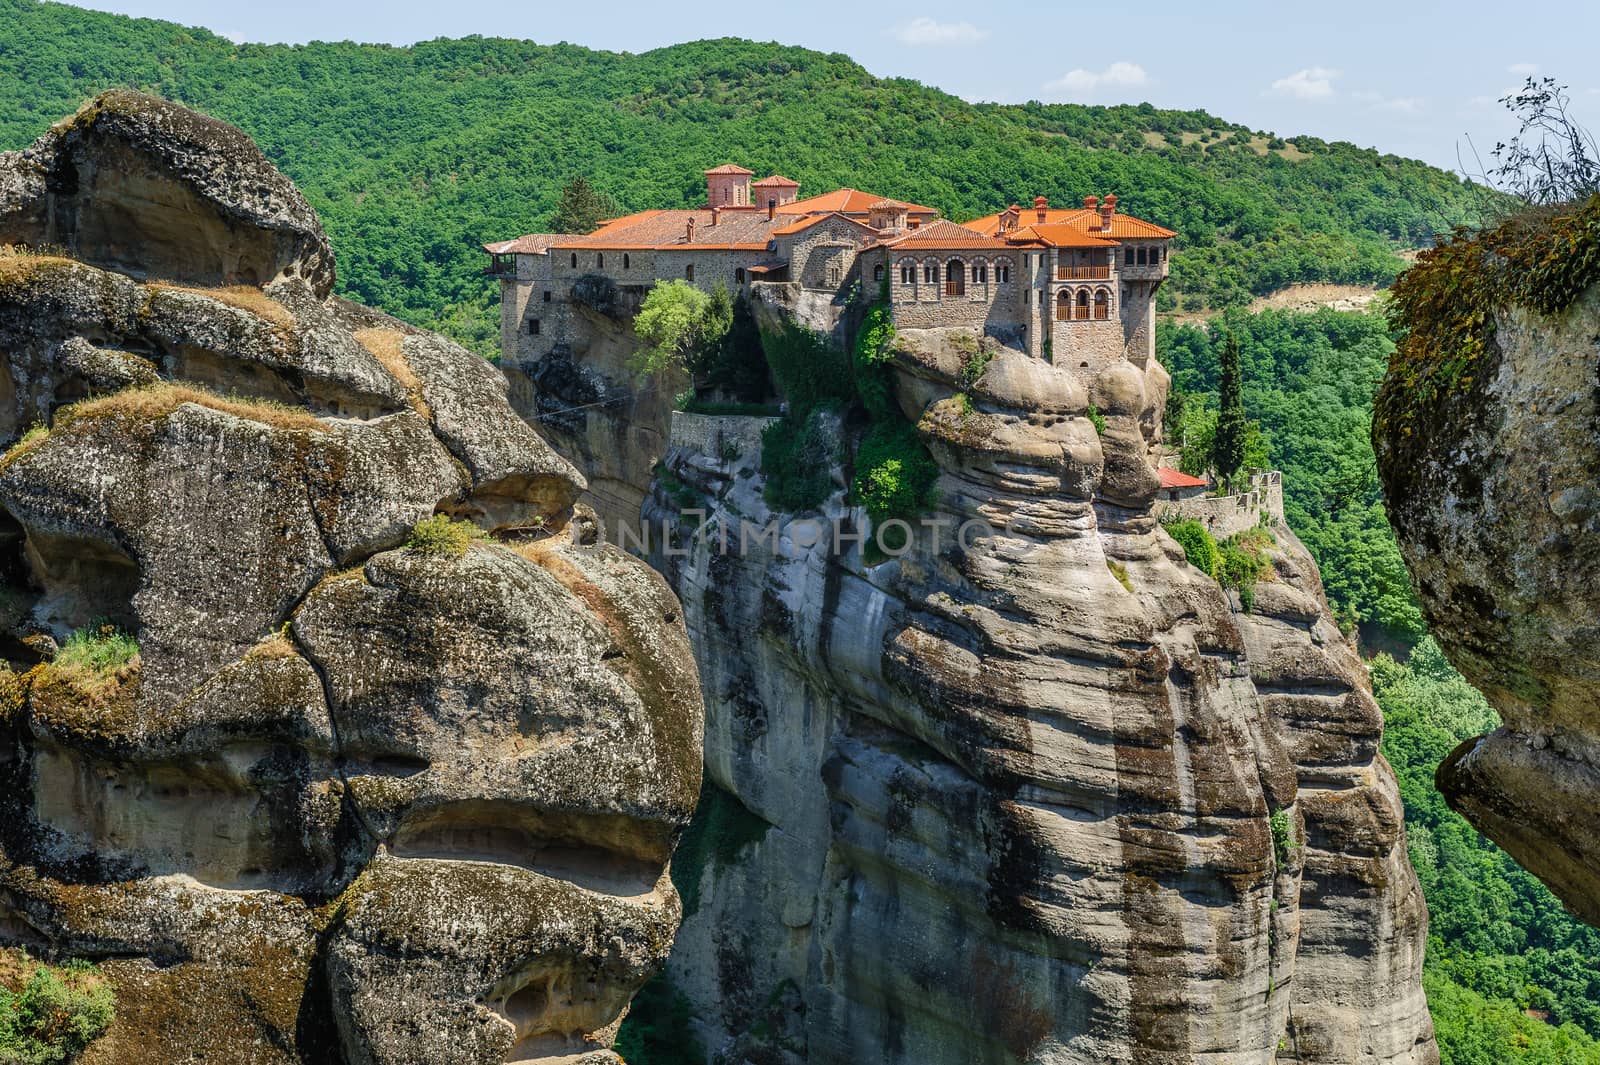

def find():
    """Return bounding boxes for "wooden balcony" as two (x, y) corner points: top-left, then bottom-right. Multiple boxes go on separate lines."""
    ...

(944, 280), (966, 297)
(1056, 265), (1111, 280)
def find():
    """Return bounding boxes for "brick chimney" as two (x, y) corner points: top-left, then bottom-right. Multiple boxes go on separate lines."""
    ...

(1084, 194), (1099, 212)
(686, 217), (696, 242)
(711, 206), (721, 225)
(1034, 195), (1049, 223)
(1101, 193), (1117, 230)
(1000, 204), (1020, 233)
(767, 200), (776, 221)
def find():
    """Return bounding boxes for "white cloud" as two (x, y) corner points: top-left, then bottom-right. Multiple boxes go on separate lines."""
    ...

(891, 18), (988, 46)
(1508, 62), (1539, 76)
(1353, 90), (1425, 114)
(1045, 62), (1149, 100)
(1270, 67), (1339, 100)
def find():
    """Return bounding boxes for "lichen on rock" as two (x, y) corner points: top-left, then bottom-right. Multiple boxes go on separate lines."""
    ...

(0, 93), (700, 1064)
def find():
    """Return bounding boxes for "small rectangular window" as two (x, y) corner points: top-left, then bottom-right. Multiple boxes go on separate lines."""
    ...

(542, 290), (551, 302)
(527, 318), (541, 335)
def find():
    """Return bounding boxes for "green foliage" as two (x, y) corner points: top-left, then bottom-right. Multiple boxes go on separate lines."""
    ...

(1268, 809), (1295, 865)
(0, 1), (1485, 361)
(547, 175), (619, 235)
(404, 514), (488, 558)
(958, 345), (992, 388)
(1163, 519), (1220, 577)
(694, 293), (769, 401)
(0, 952), (115, 1065)
(1106, 558), (1132, 592)
(760, 320), (853, 414)
(631, 280), (731, 377)
(1376, 639), (1600, 1057)
(852, 420), (939, 523)
(760, 408), (835, 513)
(613, 973), (706, 1065)
(1376, 194), (1600, 497)
(1159, 308), (1425, 642)
(1212, 331), (1248, 488)
(1216, 527), (1273, 611)
(669, 780), (770, 919)
(53, 623), (139, 677)
(1085, 405), (1107, 436)
(852, 300), (898, 421)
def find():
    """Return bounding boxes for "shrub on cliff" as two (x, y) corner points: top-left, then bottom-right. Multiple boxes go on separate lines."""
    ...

(631, 280), (732, 377)
(0, 952), (115, 1064)
(1164, 519), (1220, 577)
(404, 515), (488, 558)
(852, 420), (938, 525)
(760, 409), (836, 513)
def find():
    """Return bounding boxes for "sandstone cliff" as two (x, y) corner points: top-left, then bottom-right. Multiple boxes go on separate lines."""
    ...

(639, 328), (1436, 1063)
(1374, 197), (1600, 926)
(0, 92), (702, 1064)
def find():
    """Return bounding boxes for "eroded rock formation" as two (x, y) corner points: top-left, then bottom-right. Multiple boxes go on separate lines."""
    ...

(0, 92), (701, 1064)
(1375, 216), (1600, 926)
(644, 329), (1436, 1063)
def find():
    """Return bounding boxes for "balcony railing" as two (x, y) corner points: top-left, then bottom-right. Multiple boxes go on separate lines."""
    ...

(944, 280), (966, 297)
(482, 254), (516, 279)
(1056, 265), (1111, 280)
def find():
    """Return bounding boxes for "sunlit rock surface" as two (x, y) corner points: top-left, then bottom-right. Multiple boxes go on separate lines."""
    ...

(643, 329), (1436, 1064)
(0, 92), (701, 1064)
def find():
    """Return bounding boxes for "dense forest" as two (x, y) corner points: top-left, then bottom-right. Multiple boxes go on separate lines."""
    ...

(0, 2), (1585, 1061)
(0, 0), (1483, 354)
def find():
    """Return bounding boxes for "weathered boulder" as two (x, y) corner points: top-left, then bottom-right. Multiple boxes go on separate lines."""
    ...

(0, 94), (700, 1065)
(641, 328), (1435, 1063)
(1375, 202), (1600, 924)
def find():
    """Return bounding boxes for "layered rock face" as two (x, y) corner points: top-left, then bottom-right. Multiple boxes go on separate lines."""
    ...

(1375, 268), (1600, 926)
(0, 93), (701, 1064)
(644, 330), (1436, 1063)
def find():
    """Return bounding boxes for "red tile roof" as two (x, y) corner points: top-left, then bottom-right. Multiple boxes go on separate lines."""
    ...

(965, 206), (1177, 240)
(770, 212), (879, 237)
(1004, 223), (1121, 249)
(1158, 467), (1208, 489)
(482, 234), (583, 255)
(875, 218), (1016, 250)
(775, 188), (938, 217)
(551, 209), (779, 252)
(704, 164), (755, 175)
(752, 175), (800, 187)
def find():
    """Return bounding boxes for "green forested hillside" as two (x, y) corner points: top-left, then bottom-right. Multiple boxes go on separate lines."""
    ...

(0, 0), (1481, 353)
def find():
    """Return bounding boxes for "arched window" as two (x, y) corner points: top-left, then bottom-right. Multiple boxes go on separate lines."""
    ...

(1076, 289), (1090, 320)
(996, 258), (1011, 284)
(597, 253), (604, 268)
(570, 252), (578, 268)
(873, 263), (885, 282)
(1137, 246), (1148, 266)
(1124, 248), (1134, 266)
(923, 262), (939, 284)
(735, 267), (746, 284)
(685, 264), (695, 281)
(945, 259), (965, 297)
(827, 262), (841, 287)
(623, 253), (631, 269)
(900, 261), (914, 285)
(973, 261), (987, 284)
(1056, 289), (1072, 321)
(1094, 289), (1109, 320)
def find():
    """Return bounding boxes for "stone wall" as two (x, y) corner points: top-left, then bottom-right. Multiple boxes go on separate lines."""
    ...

(668, 411), (776, 462)
(1153, 470), (1286, 539)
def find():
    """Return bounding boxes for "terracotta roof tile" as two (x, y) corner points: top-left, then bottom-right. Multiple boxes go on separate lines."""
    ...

(1005, 224), (1121, 248)
(878, 218), (1016, 250)
(775, 188), (938, 217)
(551, 209), (779, 251)
(482, 234), (582, 255)
(704, 164), (755, 175)
(752, 175), (800, 187)
(965, 206), (1176, 239)
(1158, 467), (1209, 489)
(770, 212), (879, 237)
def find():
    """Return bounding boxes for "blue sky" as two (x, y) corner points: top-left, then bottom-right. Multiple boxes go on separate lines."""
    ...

(66, 0), (1600, 172)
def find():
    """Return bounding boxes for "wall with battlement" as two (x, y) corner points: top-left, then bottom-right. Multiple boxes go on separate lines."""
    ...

(1154, 470), (1286, 539)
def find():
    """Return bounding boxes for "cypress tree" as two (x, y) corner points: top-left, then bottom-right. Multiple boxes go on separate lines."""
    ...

(549, 177), (619, 234)
(1212, 330), (1247, 491)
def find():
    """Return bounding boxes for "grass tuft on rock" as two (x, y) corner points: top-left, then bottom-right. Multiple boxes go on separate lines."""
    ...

(404, 515), (488, 558)
(144, 280), (296, 330)
(354, 327), (432, 419)
(52, 623), (140, 687)
(0, 950), (115, 1065)
(59, 382), (325, 434)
